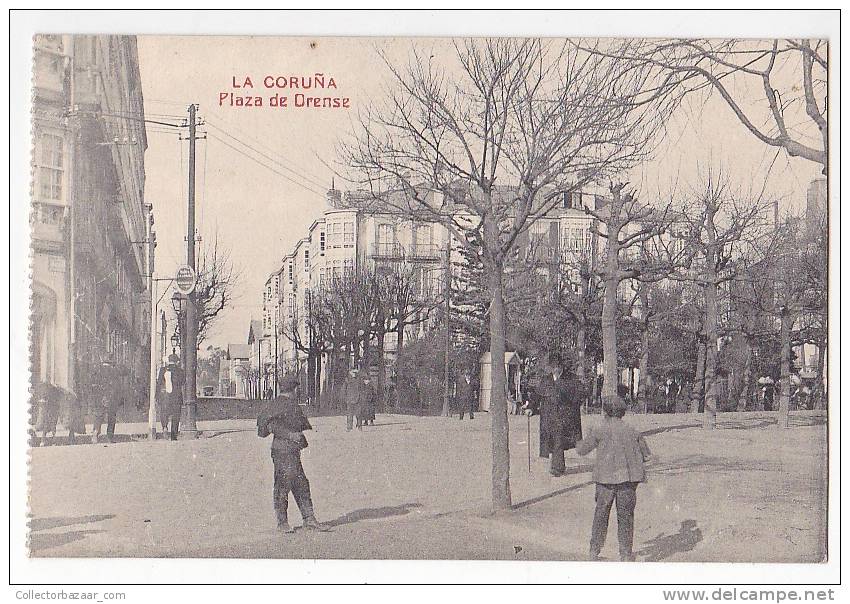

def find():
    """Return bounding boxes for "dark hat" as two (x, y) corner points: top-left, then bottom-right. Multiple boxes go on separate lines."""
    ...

(602, 395), (627, 418)
(279, 376), (300, 393)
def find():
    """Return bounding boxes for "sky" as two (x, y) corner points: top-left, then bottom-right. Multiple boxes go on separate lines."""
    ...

(136, 36), (823, 351)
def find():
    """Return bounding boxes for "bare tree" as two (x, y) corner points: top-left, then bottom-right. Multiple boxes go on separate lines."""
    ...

(669, 174), (769, 428)
(740, 212), (824, 427)
(195, 236), (242, 346)
(589, 39), (828, 173)
(341, 39), (676, 509)
(585, 183), (677, 401)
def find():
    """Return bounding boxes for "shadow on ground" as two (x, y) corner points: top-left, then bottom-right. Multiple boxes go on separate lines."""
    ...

(636, 519), (703, 561)
(324, 503), (424, 528)
(28, 513), (115, 554)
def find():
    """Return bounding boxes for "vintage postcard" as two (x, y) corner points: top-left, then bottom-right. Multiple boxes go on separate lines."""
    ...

(12, 9), (839, 588)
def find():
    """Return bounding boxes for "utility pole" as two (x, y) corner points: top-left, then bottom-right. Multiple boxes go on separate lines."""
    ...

(146, 206), (158, 440)
(442, 236), (452, 416)
(274, 295), (279, 397)
(183, 103), (200, 434)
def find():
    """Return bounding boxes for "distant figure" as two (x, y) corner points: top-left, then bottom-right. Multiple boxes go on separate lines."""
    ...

(360, 374), (377, 426)
(342, 368), (363, 431)
(156, 352), (185, 441)
(456, 371), (476, 420)
(577, 395), (652, 561)
(33, 382), (61, 446)
(257, 377), (325, 533)
(92, 358), (120, 444)
(538, 353), (584, 476)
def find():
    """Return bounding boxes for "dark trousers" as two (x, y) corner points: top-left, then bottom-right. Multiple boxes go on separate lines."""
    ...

(271, 448), (315, 526)
(346, 404), (362, 430)
(92, 408), (117, 441)
(167, 410), (180, 440)
(458, 399), (474, 419)
(590, 482), (638, 560)
(549, 448), (566, 475)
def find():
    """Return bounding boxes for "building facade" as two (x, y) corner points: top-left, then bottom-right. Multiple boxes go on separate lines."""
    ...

(31, 34), (151, 412)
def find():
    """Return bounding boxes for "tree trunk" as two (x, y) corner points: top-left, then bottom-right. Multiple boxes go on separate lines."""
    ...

(736, 338), (753, 412)
(314, 352), (322, 412)
(376, 327), (386, 412)
(777, 311), (793, 428)
(813, 333), (826, 410)
(703, 282), (719, 429)
(638, 323), (650, 413)
(485, 215), (511, 511)
(576, 317), (588, 412)
(395, 321), (405, 407)
(691, 337), (706, 414)
(601, 274), (619, 399)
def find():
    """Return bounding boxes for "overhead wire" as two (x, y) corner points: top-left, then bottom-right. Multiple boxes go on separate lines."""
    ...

(204, 116), (329, 190)
(205, 132), (326, 200)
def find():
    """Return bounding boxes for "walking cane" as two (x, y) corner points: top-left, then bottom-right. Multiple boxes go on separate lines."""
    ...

(527, 412), (531, 473)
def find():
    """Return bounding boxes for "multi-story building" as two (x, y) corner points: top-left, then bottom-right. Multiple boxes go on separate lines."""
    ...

(31, 34), (151, 410)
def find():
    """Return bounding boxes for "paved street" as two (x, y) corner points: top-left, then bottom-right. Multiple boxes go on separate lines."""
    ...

(29, 411), (826, 561)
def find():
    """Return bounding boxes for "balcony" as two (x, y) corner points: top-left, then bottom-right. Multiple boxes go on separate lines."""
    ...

(371, 242), (442, 262)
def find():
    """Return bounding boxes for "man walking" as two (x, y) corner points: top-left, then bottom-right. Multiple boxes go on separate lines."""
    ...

(343, 368), (363, 431)
(538, 352), (584, 476)
(92, 357), (120, 444)
(257, 377), (324, 533)
(456, 370), (476, 420)
(360, 373), (377, 426)
(156, 352), (185, 441)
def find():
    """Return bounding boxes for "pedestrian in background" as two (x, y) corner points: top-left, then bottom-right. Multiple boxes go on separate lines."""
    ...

(577, 394), (652, 561)
(92, 358), (120, 443)
(361, 373), (376, 426)
(538, 352), (584, 476)
(257, 377), (325, 533)
(156, 352), (185, 441)
(456, 370), (476, 420)
(342, 368), (363, 431)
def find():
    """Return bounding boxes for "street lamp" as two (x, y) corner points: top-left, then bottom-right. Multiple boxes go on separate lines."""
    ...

(170, 332), (180, 350)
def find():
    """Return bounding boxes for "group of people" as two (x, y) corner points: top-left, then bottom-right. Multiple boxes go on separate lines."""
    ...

(341, 368), (377, 430)
(32, 357), (134, 446)
(256, 352), (652, 561)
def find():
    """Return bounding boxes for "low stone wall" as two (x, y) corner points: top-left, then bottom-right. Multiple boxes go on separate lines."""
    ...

(196, 397), (268, 421)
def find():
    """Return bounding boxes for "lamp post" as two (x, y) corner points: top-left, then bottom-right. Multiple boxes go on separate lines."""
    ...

(171, 292), (184, 360)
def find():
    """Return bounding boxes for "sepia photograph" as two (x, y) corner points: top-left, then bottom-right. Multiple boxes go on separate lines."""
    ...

(11, 8), (839, 588)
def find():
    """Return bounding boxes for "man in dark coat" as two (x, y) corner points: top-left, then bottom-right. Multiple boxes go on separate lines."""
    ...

(360, 374), (377, 426)
(342, 369), (364, 431)
(92, 359), (121, 443)
(456, 370), (476, 420)
(257, 377), (324, 533)
(538, 353), (584, 476)
(156, 353), (185, 441)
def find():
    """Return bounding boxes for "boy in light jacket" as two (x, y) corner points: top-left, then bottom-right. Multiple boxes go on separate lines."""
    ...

(576, 395), (652, 561)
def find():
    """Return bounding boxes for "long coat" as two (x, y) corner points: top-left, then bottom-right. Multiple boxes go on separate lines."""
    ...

(538, 374), (584, 458)
(360, 379), (377, 421)
(156, 364), (185, 417)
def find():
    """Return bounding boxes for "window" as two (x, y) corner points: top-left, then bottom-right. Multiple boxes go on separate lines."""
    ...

(319, 231), (325, 255)
(319, 267), (326, 284)
(343, 257), (354, 275)
(414, 224), (432, 252)
(377, 223), (395, 254)
(328, 223), (342, 247)
(287, 260), (293, 283)
(37, 133), (64, 202)
(304, 248), (310, 272)
(343, 221), (355, 247)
